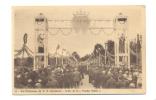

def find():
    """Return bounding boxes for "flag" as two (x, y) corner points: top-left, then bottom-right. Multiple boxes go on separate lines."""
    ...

(56, 44), (60, 50)
(62, 48), (66, 51)
(72, 55), (78, 62)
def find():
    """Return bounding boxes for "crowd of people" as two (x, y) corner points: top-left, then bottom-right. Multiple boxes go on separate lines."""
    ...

(14, 65), (84, 88)
(14, 64), (142, 89)
(88, 65), (142, 88)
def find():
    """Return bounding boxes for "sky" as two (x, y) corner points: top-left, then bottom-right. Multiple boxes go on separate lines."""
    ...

(13, 6), (145, 57)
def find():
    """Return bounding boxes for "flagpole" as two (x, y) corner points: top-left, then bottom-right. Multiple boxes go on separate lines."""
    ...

(61, 49), (63, 66)
(55, 44), (60, 67)
(98, 48), (101, 67)
(56, 51), (58, 66)
(99, 53), (100, 67)
(105, 43), (107, 65)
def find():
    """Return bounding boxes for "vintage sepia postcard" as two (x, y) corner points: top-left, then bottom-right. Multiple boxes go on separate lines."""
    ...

(12, 6), (146, 94)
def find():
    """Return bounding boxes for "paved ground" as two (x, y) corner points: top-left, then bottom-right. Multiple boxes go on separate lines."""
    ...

(79, 74), (95, 89)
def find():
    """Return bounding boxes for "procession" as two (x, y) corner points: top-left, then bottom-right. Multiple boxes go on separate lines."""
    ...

(13, 7), (144, 94)
(14, 31), (142, 89)
(14, 63), (142, 89)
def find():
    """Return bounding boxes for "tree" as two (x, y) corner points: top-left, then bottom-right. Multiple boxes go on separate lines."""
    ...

(80, 54), (90, 61)
(93, 43), (105, 57)
(107, 40), (115, 55)
(72, 51), (80, 61)
(130, 41), (137, 64)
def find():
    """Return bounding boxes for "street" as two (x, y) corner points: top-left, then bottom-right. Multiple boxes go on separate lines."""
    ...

(79, 74), (95, 89)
